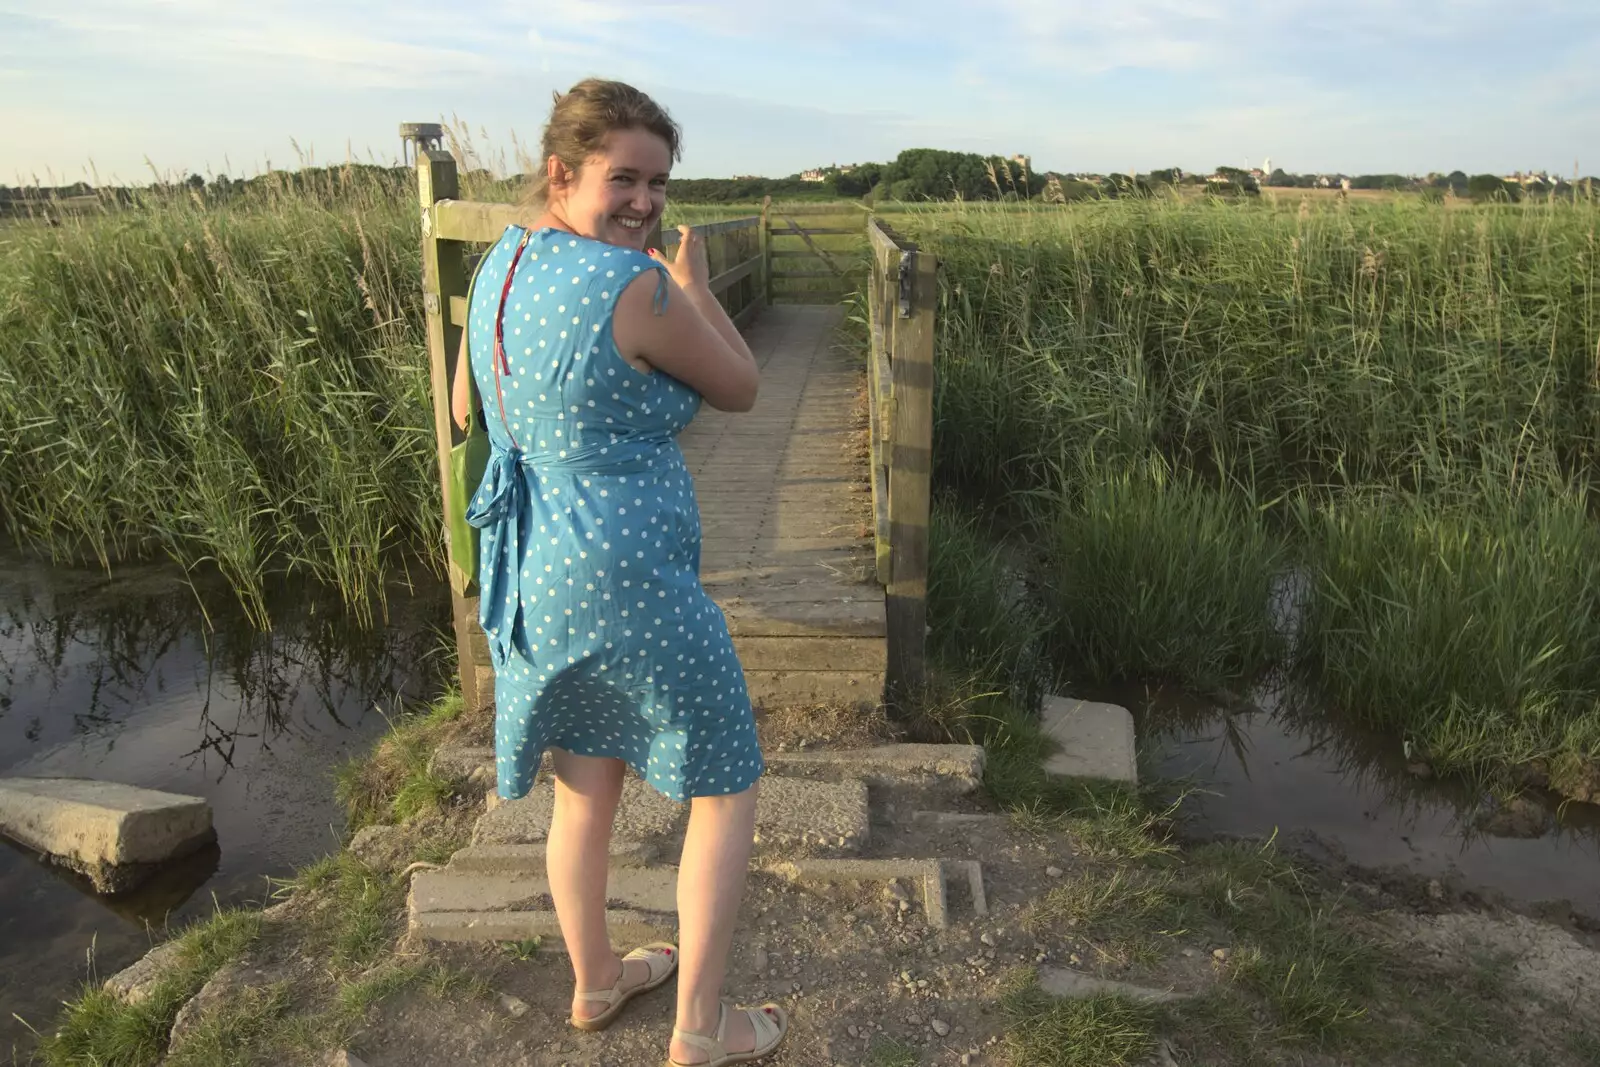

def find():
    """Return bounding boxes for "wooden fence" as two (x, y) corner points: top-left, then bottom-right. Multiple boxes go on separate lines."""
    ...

(865, 217), (937, 695)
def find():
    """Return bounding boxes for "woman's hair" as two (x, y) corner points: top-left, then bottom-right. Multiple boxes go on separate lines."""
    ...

(523, 79), (682, 207)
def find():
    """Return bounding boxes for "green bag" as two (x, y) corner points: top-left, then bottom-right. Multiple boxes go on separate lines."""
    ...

(446, 255), (492, 592)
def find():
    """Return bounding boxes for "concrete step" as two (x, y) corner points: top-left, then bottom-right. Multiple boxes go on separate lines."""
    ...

(472, 774), (870, 855)
(446, 841), (659, 874)
(410, 865), (679, 915)
(431, 742), (987, 799)
(763, 744), (985, 795)
(410, 907), (674, 949)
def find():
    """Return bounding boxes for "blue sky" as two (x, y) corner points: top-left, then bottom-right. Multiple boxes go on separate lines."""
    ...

(3, 0), (1597, 186)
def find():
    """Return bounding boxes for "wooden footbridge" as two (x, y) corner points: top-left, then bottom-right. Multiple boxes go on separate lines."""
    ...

(407, 124), (936, 716)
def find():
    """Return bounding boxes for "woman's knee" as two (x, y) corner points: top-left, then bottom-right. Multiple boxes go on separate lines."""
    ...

(550, 748), (626, 801)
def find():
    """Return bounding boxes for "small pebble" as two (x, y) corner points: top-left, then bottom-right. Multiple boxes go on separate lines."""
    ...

(980, 933), (996, 947)
(1046, 866), (1064, 878)
(1213, 948), (1230, 962)
(961, 1057), (972, 1066)
(931, 1019), (951, 1037)
(497, 994), (529, 1018)
(847, 1025), (860, 1039)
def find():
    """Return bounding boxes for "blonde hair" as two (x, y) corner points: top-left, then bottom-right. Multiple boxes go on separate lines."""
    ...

(523, 78), (682, 207)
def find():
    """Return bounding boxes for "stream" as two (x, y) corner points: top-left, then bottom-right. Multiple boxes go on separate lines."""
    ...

(0, 556), (448, 1058)
(1128, 679), (1600, 919)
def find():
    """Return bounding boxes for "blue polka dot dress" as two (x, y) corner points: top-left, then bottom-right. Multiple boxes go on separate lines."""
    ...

(463, 225), (763, 803)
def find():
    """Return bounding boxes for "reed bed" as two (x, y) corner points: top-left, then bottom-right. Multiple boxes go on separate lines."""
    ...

(0, 166), (739, 625)
(906, 196), (1600, 782)
(0, 172), (434, 625)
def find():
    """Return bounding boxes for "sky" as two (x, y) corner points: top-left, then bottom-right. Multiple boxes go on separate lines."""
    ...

(2, 0), (1597, 186)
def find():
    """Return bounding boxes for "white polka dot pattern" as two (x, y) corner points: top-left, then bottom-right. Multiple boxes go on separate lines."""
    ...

(462, 226), (763, 804)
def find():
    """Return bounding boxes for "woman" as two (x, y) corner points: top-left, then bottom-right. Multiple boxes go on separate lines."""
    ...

(450, 79), (787, 1066)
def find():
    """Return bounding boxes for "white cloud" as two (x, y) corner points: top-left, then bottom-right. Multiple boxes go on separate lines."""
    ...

(5, 0), (502, 88)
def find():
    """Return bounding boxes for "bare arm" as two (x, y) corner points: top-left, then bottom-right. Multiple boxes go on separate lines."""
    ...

(451, 330), (471, 431)
(612, 226), (759, 412)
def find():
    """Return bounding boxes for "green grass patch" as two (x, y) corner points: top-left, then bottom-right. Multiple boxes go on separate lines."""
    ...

(280, 851), (408, 971)
(999, 977), (1157, 1067)
(163, 984), (293, 1067)
(1024, 867), (1186, 967)
(334, 690), (468, 829)
(864, 1036), (921, 1067)
(37, 909), (262, 1067)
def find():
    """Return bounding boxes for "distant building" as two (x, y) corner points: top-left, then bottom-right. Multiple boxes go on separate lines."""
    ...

(799, 169), (826, 183)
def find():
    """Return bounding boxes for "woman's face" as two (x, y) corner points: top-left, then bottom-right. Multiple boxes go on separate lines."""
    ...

(549, 127), (671, 251)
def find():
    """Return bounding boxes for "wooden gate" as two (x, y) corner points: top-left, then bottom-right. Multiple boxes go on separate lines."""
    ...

(763, 200), (868, 305)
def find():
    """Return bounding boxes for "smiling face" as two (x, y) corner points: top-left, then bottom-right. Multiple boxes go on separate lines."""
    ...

(547, 127), (671, 251)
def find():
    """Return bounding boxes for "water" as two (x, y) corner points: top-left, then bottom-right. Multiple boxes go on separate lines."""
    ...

(0, 556), (449, 1056)
(1126, 681), (1600, 919)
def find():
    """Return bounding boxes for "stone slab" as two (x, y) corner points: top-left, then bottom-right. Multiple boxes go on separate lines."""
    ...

(411, 907), (674, 949)
(764, 744), (985, 794)
(1038, 697), (1138, 785)
(1037, 966), (1187, 1003)
(410, 865), (679, 915)
(473, 774), (869, 854)
(0, 777), (215, 892)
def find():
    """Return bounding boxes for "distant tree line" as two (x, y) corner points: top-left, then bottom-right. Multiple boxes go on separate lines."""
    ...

(5, 155), (1596, 213)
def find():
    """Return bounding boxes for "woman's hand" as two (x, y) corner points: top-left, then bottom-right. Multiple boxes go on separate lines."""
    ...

(649, 225), (709, 294)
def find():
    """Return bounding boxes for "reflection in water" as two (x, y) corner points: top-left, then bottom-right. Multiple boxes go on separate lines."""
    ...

(1123, 678), (1600, 919)
(1, 836), (222, 927)
(0, 556), (450, 1058)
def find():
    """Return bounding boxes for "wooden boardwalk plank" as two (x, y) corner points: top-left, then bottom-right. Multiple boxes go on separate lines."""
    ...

(682, 305), (885, 706)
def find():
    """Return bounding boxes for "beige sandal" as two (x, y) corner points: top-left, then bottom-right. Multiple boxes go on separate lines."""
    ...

(570, 942), (679, 1032)
(668, 999), (789, 1066)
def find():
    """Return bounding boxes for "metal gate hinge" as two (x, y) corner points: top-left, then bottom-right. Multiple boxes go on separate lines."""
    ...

(896, 252), (913, 318)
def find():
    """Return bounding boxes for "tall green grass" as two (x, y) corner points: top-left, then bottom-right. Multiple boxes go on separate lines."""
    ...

(1043, 457), (1286, 692)
(1294, 485), (1600, 775)
(910, 196), (1600, 782)
(911, 197), (1600, 503)
(0, 173), (435, 625)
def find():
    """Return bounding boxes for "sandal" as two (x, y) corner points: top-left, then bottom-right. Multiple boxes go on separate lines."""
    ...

(570, 942), (679, 1032)
(668, 999), (789, 1066)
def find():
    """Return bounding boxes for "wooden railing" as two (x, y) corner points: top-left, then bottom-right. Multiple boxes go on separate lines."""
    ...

(413, 140), (766, 706)
(865, 217), (937, 696)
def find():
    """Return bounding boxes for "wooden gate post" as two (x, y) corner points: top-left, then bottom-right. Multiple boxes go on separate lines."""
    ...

(886, 247), (936, 699)
(411, 125), (487, 710)
(759, 195), (773, 308)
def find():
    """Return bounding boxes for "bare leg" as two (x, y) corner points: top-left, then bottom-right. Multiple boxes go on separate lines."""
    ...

(546, 749), (652, 1021)
(669, 783), (760, 1063)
